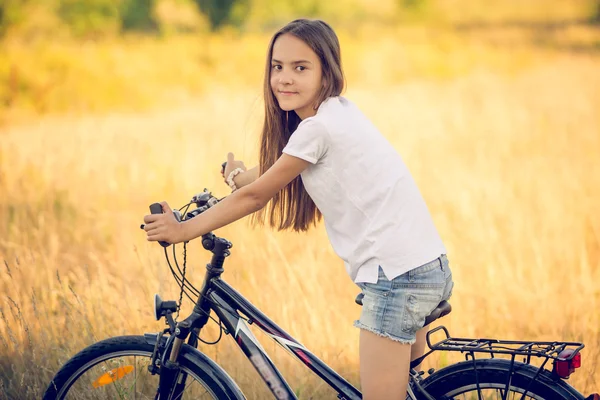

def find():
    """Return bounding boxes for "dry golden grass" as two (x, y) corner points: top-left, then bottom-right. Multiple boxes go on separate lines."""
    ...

(0, 28), (599, 398)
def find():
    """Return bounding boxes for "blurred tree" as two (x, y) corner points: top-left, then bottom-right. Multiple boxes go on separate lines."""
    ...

(154, 0), (207, 33)
(58, 0), (158, 36)
(193, 0), (249, 30)
(121, 0), (158, 31)
(0, 0), (28, 37)
(58, 0), (121, 37)
(397, 0), (432, 21)
(593, 0), (600, 24)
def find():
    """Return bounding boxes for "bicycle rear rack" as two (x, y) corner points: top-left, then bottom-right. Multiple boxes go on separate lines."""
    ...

(407, 326), (589, 400)
(426, 326), (585, 363)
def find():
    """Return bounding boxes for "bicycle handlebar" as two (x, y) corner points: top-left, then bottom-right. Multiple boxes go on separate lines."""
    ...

(149, 203), (171, 248)
(148, 189), (223, 247)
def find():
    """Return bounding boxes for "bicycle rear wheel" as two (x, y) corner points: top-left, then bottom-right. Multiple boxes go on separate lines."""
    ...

(43, 335), (245, 400)
(418, 358), (585, 399)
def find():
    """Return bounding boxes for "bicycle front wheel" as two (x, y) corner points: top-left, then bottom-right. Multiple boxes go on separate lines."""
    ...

(44, 335), (245, 400)
(418, 358), (585, 399)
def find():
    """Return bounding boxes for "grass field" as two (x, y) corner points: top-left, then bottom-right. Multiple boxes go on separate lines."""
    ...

(0, 20), (599, 399)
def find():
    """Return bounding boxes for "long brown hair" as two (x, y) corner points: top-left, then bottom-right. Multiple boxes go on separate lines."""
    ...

(252, 19), (345, 232)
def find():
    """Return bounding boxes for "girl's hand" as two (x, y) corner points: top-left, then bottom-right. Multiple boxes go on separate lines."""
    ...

(143, 202), (185, 244)
(223, 152), (246, 183)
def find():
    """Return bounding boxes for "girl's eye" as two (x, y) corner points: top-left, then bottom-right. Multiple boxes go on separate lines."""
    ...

(296, 66), (306, 71)
(272, 65), (282, 71)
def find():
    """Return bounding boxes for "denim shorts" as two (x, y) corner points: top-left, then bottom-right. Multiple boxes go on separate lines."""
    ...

(353, 254), (454, 344)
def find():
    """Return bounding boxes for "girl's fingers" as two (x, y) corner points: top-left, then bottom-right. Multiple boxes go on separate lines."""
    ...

(144, 220), (164, 233)
(143, 214), (160, 224)
(145, 227), (160, 236)
(144, 213), (170, 230)
(159, 201), (172, 213)
(147, 229), (165, 239)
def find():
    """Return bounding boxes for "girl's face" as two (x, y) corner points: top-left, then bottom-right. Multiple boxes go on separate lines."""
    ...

(270, 33), (323, 120)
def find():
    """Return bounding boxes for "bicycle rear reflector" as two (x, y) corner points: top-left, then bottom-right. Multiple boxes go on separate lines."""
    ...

(92, 365), (134, 388)
(553, 349), (581, 379)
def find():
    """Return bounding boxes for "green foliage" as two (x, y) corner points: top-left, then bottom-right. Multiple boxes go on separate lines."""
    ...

(239, 0), (326, 32)
(58, 0), (121, 37)
(292, 0), (322, 18)
(2, 0), (597, 39)
(0, 0), (29, 37)
(397, 0), (433, 21)
(401, 0), (426, 9)
(593, 0), (600, 24)
(58, 0), (158, 36)
(226, 0), (250, 29)
(120, 0), (158, 31)
(193, 0), (239, 30)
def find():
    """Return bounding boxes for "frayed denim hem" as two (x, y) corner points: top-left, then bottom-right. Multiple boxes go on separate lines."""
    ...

(353, 321), (416, 345)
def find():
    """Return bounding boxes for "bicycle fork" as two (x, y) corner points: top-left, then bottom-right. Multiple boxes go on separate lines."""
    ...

(154, 307), (211, 399)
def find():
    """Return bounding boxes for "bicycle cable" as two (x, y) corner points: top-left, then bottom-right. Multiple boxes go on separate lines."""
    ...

(157, 196), (256, 346)
(164, 246), (227, 344)
(168, 240), (246, 345)
(175, 242), (187, 320)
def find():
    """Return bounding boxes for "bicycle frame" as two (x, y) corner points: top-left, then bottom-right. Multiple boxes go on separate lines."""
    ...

(205, 277), (363, 400)
(149, 223), (426, 400)
(150, 196), (586, 400)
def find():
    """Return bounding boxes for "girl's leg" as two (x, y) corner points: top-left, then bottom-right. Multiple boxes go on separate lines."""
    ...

(410, 324), (430, 371)
(359, 329), (411, 400)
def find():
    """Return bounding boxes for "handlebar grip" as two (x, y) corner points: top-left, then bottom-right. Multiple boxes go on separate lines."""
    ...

(149, 203), (170, 248)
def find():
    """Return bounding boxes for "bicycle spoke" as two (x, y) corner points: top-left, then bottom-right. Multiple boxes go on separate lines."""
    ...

(124, 356), (153, 400)
(198, 390), (216, 399)
(62, 354), (154, 399)
(106, 362), (127, 400)
(45, 337), (236, 400)
(170, 372), (212, 400)
(134, 356), (136, 400)
(443, 388), (544, 400)
(108, 357), (135, 400)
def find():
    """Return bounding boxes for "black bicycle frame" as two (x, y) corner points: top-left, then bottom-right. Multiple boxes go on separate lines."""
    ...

(204, 277), (362, 400)
(149, 201), (591, 400)
(160, 229), (417, 399)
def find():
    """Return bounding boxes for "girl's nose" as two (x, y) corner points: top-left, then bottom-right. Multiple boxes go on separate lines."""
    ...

(278, 73), (293, 85)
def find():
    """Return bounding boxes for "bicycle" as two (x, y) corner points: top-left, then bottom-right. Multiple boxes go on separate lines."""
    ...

(44, 189), (599, 399)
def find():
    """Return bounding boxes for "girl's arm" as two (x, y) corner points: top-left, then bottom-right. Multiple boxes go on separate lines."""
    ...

(221, 153), (257, 189)
(144, 154), (310, 244)
(232, 165), (259, 189)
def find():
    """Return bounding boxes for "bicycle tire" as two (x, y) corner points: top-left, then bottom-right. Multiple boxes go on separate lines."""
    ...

(43, 335), (246, 400)
(417, 358), (585, 399)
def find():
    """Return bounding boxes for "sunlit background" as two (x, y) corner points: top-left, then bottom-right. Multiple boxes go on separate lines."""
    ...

(1, 0), (599, 398)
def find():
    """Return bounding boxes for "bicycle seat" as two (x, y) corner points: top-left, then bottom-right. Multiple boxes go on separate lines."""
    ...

(355, 293), (452, 326)
(423, 300), (452, 326)
(355, 293), (364, 305)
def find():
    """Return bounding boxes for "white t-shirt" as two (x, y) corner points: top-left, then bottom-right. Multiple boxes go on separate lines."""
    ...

(282, 96), (446, 283)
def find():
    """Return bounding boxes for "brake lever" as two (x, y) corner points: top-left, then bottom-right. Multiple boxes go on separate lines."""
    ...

(149, 203), (171, 247)
(173, 209), (182, 222)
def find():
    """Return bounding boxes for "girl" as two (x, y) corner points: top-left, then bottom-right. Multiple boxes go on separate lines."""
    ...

(144, 18), (454, 399)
